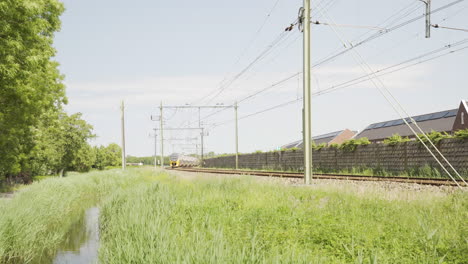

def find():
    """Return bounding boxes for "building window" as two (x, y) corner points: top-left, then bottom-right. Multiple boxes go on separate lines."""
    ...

(462, 112), (465, 125)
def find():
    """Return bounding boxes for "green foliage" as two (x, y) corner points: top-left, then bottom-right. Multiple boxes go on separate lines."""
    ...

(283, 147), (299, 151)
(0, 0), (66, 179)
(383, 134), (410, 146)
(454, 128), (468, 139)
(27, 112), (95, 175)
(417, 130), (452, 145)
(313, 143), (328, 150)
(93, 144), (122, 170)
(329, 143), (340, 148)
(339, 138), (371, 152)
(254, 150), (263, 154)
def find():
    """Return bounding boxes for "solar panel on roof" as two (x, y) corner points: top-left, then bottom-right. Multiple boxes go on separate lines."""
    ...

(393, 119), (404, 126)
(366, 124), (377, 129)
(374, 122), (385, 129)
(387, 120), (401, 126)
(313, 130), (342, 140)
(417, 114), (432, 122)
(444, 109), (458, 117)
(382, 121), (393, 127)
(429, 111), (447, 119)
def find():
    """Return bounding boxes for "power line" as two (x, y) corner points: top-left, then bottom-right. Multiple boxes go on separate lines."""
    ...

(432, 24), (468, 32)
(208, 39), (468, 129)
(312, 0), (466, 69)
(315, 38), (468, 96)
(189, 1), (285, 107)
(311, 21), (389, 31)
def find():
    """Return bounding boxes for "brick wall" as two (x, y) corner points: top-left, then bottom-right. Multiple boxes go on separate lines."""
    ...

(203, 139), (468, 176)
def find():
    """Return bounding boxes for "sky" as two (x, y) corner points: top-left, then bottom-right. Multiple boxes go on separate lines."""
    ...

(54, 0), (468, 156)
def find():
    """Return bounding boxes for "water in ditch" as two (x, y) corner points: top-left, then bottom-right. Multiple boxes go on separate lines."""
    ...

(52, 207), (100, 264)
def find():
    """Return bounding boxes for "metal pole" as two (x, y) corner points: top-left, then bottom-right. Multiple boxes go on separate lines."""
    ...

(235, 101), (239, 170)
(154, 131), (157, 168)
(121, 101), (126, 170)
(425, 0), (431, 38)
(303, 0), (312, 184)
(201, 128), (204, 167)
(198, 107), (203, 162)
(160, 102), (164, 168)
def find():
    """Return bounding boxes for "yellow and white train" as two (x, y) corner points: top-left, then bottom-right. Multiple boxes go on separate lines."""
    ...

(169, 153), (199, 168)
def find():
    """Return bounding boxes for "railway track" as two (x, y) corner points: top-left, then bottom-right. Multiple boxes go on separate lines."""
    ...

(169, 167), (467, 187)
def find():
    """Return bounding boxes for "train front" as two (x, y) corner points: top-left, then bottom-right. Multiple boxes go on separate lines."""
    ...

(169, 153), (180, 168)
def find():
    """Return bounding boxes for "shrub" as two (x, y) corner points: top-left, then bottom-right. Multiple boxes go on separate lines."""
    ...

(339, 138), (371, 152)
(313, 143), (327, 150)
(417, 131), (452, 145)
(383, 134), (410, 146)
(454, 128), (468, 139)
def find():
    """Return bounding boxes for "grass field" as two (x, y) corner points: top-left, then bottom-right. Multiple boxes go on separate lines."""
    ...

(0, 168), (467, 263)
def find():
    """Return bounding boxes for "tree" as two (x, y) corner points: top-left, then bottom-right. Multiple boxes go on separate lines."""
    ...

(93, 144), (122, 170)
(27, 112), (94, 176)
(0, 0), (66, 179)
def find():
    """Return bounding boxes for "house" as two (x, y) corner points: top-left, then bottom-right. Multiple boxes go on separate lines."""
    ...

(354, 100), (468, 142)
(281, 129), (357, 149)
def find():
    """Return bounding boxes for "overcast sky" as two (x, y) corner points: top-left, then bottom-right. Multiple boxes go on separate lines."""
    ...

(54, 0), (467, 156)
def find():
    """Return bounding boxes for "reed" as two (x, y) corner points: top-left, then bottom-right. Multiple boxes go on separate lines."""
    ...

(99, 174), (467, 263)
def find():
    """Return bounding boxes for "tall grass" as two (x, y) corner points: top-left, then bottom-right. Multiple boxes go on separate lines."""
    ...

(0, 168), (157, 263)
(1, 168), (466, 263)
(99, 175), (468, 263)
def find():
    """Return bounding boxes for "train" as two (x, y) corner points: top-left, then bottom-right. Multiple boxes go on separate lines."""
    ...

(169, 153), (199, 168)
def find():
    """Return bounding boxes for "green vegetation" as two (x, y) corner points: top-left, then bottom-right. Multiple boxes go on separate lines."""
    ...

(0, 168), (156, 263)
(1, 168), (466, 263)
(383, 134), (410, 145)
(313, 143), (328, 150)
(417, 131), (452, 145)
(454, 128), (468, 139)
(0, 0), (123, 186)
(99, 174), (467, 263)
(339, 137), (371, 152)
(314, 164), (457, 179)
(0, 0), (66, 179)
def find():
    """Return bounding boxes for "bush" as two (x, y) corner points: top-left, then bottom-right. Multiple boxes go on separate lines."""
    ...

(454, 129), (468, 139)
(284, 147), (299, 151)
(383, 134), (410, 146)
(313, 143), (327, 150)
(417, 131), (452, 145)
(339, 138), (371, 152)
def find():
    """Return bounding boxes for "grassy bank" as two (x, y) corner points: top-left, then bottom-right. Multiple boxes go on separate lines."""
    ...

(1, 168), (466, 263)
(0, 168), (157, 263)
(100, 174), (467, 263)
